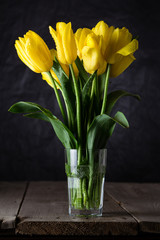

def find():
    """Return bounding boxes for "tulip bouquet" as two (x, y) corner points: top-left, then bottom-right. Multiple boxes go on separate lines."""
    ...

(9, 21), (139, 216)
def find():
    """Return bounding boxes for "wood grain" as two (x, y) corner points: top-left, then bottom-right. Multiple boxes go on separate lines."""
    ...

(0, 182), (26, 230)
(106, 183), (160, 234)
(17, 181), (137, 236)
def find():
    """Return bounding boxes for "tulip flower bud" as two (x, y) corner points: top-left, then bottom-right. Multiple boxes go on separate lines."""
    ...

(49, 22), (77, 65)
(15, 30), (53, 73)
(75, 28), (92, 59)
(81, 32), (107, 75)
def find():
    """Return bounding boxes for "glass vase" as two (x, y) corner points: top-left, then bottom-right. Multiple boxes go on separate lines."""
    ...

(65, 148), (107, 217)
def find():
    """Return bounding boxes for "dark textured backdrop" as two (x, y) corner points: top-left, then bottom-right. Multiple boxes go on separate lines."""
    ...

(1, 0), (160, 181)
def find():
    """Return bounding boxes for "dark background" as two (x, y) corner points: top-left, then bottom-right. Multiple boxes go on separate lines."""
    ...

(1, 0), (160, 181)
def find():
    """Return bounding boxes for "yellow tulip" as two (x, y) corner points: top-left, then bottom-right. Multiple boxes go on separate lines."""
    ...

(93, 21), (139, 77)
(108, 27), (138, 77)
(75, 28), (92, 59)
(92, 20), (114, 58)
(49, 22), (77, 65)
(106, 27), (138, 64)
(82, 47), (107, 75)
(81, 32), (107, 75)
(75, 27), (107, 75)
(15, 30), (53, 73)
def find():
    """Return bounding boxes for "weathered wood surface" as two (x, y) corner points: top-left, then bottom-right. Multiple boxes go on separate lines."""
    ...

(106, 183), (160, 234)
(0, 182), (160, 238)
(16, 181), (137, 236)
(0, 182), (26, 230)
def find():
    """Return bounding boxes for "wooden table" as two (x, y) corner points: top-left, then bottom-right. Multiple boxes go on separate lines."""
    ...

(0, 182), (160, 239)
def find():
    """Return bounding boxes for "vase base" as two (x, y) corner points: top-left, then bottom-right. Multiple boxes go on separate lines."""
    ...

(69, 207), (103, 217)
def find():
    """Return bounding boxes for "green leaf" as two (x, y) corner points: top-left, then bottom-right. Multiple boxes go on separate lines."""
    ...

(75, 56), (89, 82)
(87, 114), (116, 149)
(52, 60), (76, 115)
(106, 90), (141, 115)
(9, 101), (43, 113)
(24, 112), (50, 122)
(98, 72), (107, 98)
(82, 71), (96, 106)
(114, 111), (129, 128)
(9, 101), (53, 117)
(49, 115), (77, 149)
(9, 101), (77, 149)
(87, 112), (129, 150)
(53, 57), (68, 79)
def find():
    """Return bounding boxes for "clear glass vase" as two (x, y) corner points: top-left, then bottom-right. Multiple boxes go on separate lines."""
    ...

(65, 148), (107, 217)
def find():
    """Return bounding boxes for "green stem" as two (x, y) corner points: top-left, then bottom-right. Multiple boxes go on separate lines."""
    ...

(82, 177), (89, 207)
(95, 174), (100, 208)
(101, 64), (110, 115)
(75, 178), (83, 209)
(69, 64), (82, 164)
(47, 71), (67, 125)
(87, 75), (97, 130)
(90, 76), (96, 99)
(61, 91), (72, 130)
(88, 151), (94, 206)
(94, 73), (98, 99)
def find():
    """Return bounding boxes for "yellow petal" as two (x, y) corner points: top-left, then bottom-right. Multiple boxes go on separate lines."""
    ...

(25, 33), (53, 72)
(79, 28), (92, 47)
(49, 26), (67, 64)
(117, 39), (138, 56)
(26, 31), (52, 57)
(41, 72), (54, 88)
(82, 46), (100, 74)
(116, 27), (132, 50)
(92, 20), (109, 36)
(108, 38), (138, 64)
(110, 54), (135, 78)
(49, 26), (57, 40)
(50, 48), (57, 60)
(62, 22), (77, 64)
(56, 22), (67, 37)
(86, 33), (99, 48)
(75, 28), (92, 59)
(102, 25), (114, 57)
(75, 28), (82, 43)
(41, 69), (60, 89)
(97, 60), (107, 75)
(23, 30), (53, 72)
(15, 40), (40, 73)
(93, 21), (114, 57)
(106, 28), (120, 63)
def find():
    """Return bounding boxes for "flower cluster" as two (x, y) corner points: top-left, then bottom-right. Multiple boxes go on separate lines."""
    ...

(15, 21), (138, 86)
